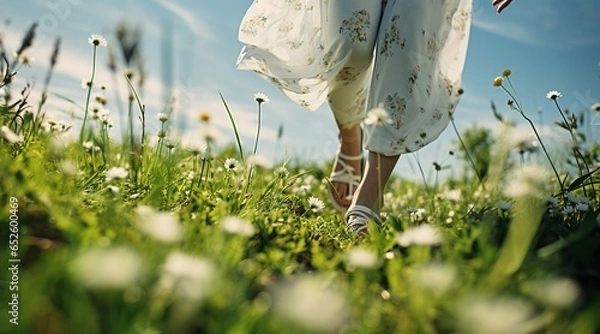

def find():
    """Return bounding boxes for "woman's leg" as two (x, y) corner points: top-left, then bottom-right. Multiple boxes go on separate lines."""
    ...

(352, 0), (471, 215)
(325, 0), (383, 209)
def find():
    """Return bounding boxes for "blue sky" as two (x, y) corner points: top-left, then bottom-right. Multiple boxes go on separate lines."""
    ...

(2, 0), (600, 181)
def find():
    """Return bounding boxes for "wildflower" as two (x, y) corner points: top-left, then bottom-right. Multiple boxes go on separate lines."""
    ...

(254, 92), (269, 104)
(566, 192), (589, 205)
(202, 128), (218, 144)
(224, 158), (239, 171)
(16, 53), (34, 66)
(307, 196), (325, 212)
(70, 247), (143, 289)
(94, 93), (107, 105)
(364, 106), (393, 126)
(59, 160), (78, 176)
(81, 78), (92, 88)
(502, 69), (512, 77)
(136, 206), (182, 244)
(105, 167), (128, 182)
(198, 110), (211, 123)
(272, 275), (349, 333)
(575, 203), (589, 212)
(107, 185), (119, 194)
(157, 113), (169, 122)
(546, 90), (562, 100)
(529, 278), (579, 309)
(442, 189), (461, 202)
(497, 200), (512, 211)
(384, 251), (395, 260)
(561, 206), (574, 216)
(545, 195), (559, 207)
(493, 76), (503, 87)
(346, 248), (378, 269)
(275, 166), (289, 178)
(504, 164), (549, 199)
(396, 224), (443, 247)
(221, 216), (255, 236)
(88, 34), (107, 47)
(157, 130), (167, 139)
(412, 263), (456, 295)
(457, 295), (540, 334)
(157, 252), (215, 301)
(0, 126), (24, 144)
(100, 114), (113, 127)
(591, 102), (600, 112)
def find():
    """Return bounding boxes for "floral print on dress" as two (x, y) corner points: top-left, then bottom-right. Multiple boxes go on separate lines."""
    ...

(240, 13), (268, 37)
(339, 10), (371, 43)
(237, 0), (473, 155)
(379, 15), (405, 57)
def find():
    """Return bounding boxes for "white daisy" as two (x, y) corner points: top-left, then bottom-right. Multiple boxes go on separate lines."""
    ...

(307, 196), (325, 212)
(70, 247), (143, 289)
(546, 90), (562, 100)
(396, 224), (443, 247)
(346, 248), (378, 269)
(253, 92), (269, 104)
(157, 113), (169, 122)
(224, 157), (239, 171)
(105, 167), (128, 182)
(221, 216), (255, 237)
(88, 34), (107, 47)
(364, 106), (393, 126)
(136, 206), (182, 244)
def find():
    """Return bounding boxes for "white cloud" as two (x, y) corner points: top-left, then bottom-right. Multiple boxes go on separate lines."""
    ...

(152, 0), (215, 40)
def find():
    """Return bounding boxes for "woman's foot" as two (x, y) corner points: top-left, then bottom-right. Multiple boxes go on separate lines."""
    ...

(328, 124), (363, 212)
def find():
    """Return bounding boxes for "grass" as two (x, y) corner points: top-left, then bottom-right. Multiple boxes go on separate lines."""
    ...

(1, 25), (600, 334)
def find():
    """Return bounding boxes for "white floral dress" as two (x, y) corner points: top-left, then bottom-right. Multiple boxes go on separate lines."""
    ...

(237, 0), (472, 156)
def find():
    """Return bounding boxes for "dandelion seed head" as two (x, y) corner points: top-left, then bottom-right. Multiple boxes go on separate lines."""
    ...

(88, 34), (107, 47)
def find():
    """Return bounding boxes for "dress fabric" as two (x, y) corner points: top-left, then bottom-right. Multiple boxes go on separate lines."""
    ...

(237, 0), (472, 156)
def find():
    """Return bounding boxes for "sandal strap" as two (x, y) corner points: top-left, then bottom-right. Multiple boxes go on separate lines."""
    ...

(329, 154), (362, 200)
(336, 151), (363, 161)
(345, 205), (382, 233)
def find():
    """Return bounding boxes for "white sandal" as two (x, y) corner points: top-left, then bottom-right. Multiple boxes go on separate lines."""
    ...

(327, 151), (363, 212)
(345, 205), (382, 234)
